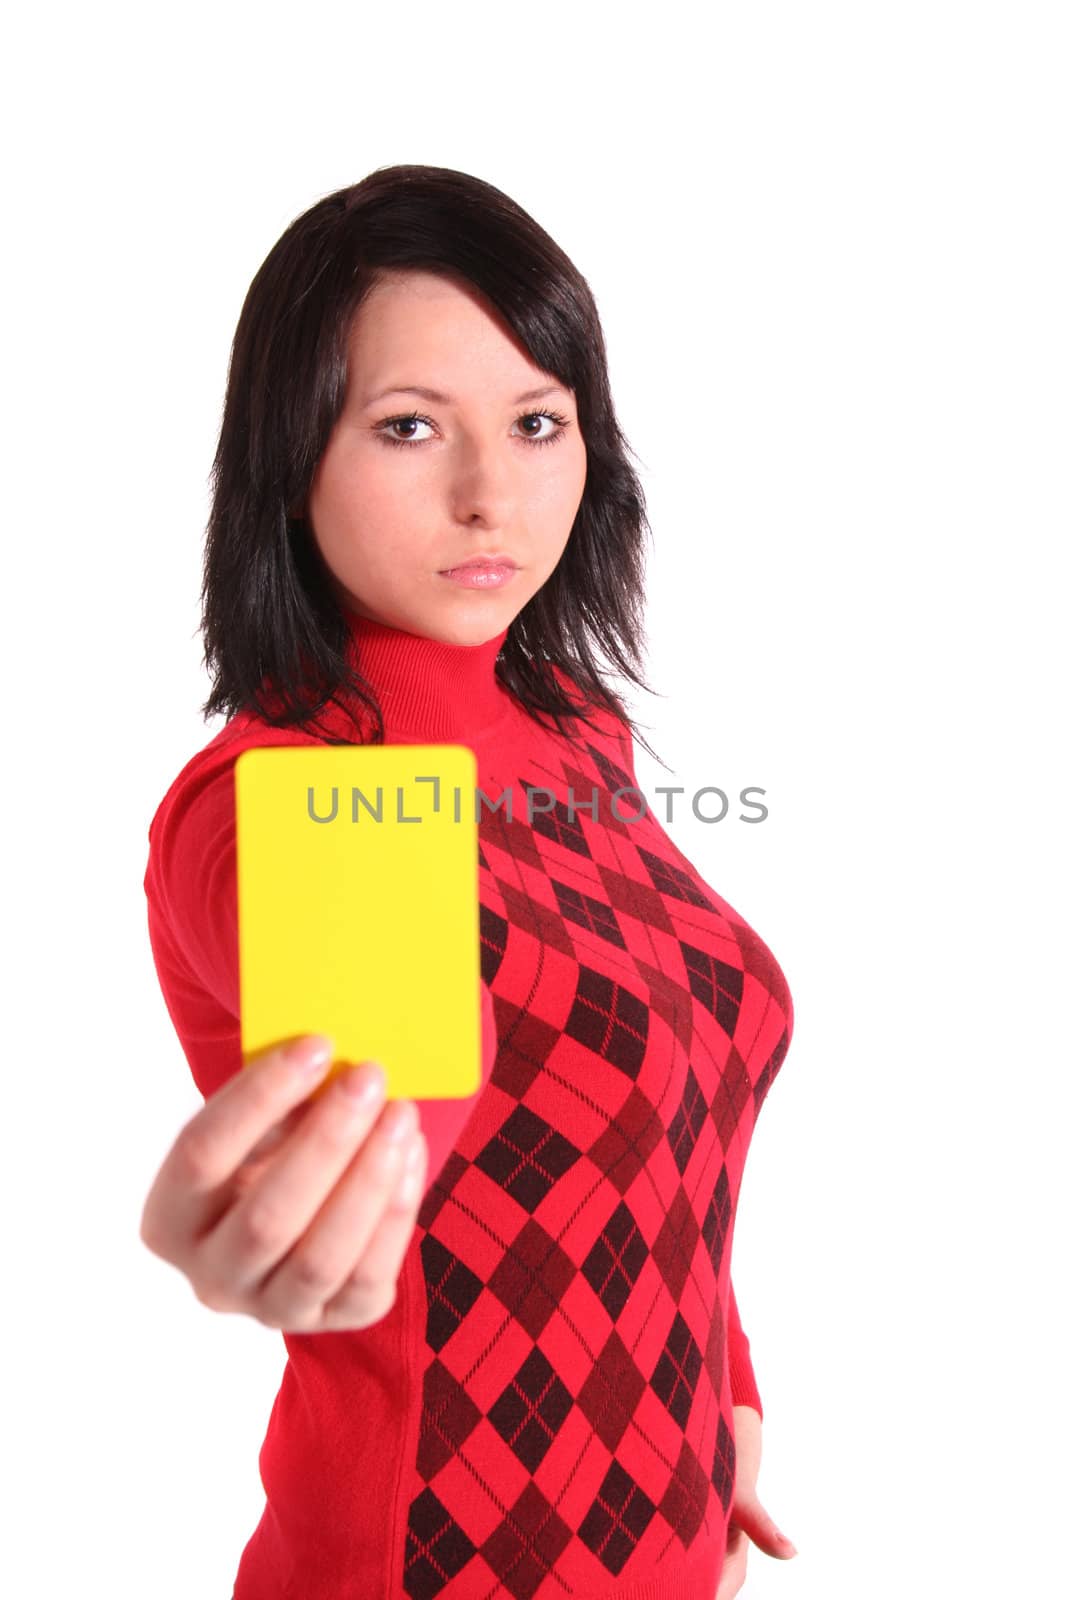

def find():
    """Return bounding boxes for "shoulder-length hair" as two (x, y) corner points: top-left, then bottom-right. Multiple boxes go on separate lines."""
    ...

(200, 162), (663, 760)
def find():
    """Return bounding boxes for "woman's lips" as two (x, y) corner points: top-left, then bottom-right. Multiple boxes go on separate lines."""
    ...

(438, 561), (518, 589)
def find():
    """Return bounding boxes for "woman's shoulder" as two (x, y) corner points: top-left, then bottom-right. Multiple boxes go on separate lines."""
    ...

(146, 710), (323, 849)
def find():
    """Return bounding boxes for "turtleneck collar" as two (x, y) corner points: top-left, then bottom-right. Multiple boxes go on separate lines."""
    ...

(339, 607), (514, 741)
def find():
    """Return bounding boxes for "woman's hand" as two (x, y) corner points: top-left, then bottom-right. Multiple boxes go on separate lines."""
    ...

(139, 1034), (427, 1333)
(715, 1404), (798, 1598)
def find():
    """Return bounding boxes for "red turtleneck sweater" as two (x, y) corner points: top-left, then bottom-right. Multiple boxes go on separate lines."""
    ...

(143, 612), (794, 1600)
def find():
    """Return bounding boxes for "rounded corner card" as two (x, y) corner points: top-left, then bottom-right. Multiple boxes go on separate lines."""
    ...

(234, 743), (482, 1100)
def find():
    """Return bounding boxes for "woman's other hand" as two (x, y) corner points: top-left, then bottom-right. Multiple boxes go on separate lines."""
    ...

(715, 1403), (799, 1598)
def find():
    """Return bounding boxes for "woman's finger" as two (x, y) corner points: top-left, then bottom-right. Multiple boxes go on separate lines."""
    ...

(324, 1134), (428, 1314)
(139, 1036), (334, 1261)
(249, 1098), (419, 1322)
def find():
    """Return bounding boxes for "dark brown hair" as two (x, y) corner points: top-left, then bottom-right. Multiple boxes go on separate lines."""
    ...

(200, 163), (663, 759)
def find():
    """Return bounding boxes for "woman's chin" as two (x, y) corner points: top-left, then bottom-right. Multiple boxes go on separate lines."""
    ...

(339, 580), (524, 647)
(421, 590), (523, 644)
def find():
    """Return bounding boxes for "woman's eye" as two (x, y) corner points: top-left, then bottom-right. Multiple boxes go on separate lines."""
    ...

(514, 411), (569, 446)
(375, 409), (570, 451)
(378, 414), (434, 447)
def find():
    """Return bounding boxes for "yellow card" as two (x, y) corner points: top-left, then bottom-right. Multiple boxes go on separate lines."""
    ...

(234, 743), (482, 1099)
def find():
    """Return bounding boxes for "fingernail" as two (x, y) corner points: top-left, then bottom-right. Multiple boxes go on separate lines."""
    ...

(381, 1100), (416, 1141)
(397, 1137), (427, 1203)
(285, 1036), (333, 1076)
(403, 1133), (427, 1171)
(338, 1062), (386, 1107)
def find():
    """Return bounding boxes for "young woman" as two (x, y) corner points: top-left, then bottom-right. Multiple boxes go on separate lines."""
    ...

(141, 164), (799, 1600)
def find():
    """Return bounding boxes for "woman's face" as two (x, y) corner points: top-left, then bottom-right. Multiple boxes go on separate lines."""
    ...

(304, 268), (588, 646)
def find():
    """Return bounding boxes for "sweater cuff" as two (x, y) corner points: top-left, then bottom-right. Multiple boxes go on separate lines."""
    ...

(727, 1278), (764, 1420)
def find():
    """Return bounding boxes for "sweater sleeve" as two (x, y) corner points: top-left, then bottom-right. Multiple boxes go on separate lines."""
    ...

(146, 755), (498, 1190)
(727, 1278), (763, 1418)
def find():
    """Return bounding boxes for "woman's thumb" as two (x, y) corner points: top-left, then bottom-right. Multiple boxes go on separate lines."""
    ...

(729, 1490), (798, 1558)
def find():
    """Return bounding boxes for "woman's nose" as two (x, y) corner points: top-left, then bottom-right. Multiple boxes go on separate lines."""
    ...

(446, 438), (517, 527)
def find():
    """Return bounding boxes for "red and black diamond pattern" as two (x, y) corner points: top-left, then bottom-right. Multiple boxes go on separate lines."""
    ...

(402, 725), (793, 1599)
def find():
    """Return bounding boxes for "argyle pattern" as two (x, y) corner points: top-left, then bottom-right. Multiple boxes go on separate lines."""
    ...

(402, 728), (793, 1600)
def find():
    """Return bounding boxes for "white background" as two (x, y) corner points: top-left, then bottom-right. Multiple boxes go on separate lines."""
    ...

(4, 3), (1063, 1596)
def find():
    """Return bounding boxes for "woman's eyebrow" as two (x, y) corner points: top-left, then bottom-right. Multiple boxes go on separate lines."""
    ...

(362, 383), (567, 407)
